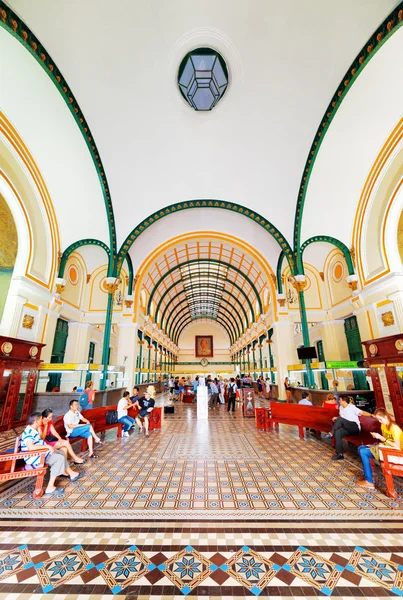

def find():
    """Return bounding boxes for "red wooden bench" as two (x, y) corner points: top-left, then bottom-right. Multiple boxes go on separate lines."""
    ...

(264, 402), (339, 439)
(377, 447), (403, 499)
(52, 406), (124, 452)
(0, 436), (47, 498)
(128, 405), (162, 430)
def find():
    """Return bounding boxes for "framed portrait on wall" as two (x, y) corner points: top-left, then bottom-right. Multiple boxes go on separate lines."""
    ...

(195, 335), (213, 358)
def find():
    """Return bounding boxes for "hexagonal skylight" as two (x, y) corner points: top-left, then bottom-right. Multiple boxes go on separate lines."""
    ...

(178, 48), (228, 111)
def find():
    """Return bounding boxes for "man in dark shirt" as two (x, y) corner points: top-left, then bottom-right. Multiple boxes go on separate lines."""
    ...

(133, 391), (155, 438)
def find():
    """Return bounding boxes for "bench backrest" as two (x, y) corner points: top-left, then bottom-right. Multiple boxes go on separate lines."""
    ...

(270, 402), (338, 428)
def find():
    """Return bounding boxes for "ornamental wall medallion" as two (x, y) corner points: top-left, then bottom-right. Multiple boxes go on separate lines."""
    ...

(381, 311), (394, 327)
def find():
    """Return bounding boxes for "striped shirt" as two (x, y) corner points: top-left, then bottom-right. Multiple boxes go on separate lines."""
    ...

(20, 425), (49, 468)
(209, 382), (218, 394)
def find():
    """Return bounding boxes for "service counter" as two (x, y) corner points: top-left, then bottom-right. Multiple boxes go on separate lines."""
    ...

(288, 387), (375, 410)
(32, 387), (126, 417)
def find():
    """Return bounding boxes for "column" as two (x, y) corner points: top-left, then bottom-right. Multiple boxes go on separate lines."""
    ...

(64, 322), (93, 363)
(136, 341), (144, 385)
(117, 323), (138, 390)
(147, 345), (153, 380)
(319, 319), (350, 361)
(258, 344), (263, 377)
(271, 321), (297, 400)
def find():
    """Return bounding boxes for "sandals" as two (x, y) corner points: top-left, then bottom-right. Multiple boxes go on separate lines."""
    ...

(43, 487), (64, 498)
(73, 460), (86, 465)
(88, 453), (99, 459)
(70, 472), (84, 482)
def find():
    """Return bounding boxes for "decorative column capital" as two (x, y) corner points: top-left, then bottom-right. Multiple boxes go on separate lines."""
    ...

(105, 277), (121, 293)
(346, 274), (359, 292)
(124, 294), (134, 308)
(55, 277), (66, 295)
(288, 275), (307, 292)
(276, 293), (286, 307)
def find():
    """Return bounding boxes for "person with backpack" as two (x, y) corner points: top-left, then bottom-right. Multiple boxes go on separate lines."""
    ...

(227, 377), (238, 413)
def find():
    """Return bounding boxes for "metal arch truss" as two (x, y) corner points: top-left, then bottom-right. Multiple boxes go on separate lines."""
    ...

(174, 313), (237, 345)
(147, 258), (263, 320)
(58, 238), (110, 278)
(0, 1), (117, 256)
(168, 299), (241, 343)
(116, 200), (294, 273)
(300, 235), (354, 275)
(160, 284), (250, 333)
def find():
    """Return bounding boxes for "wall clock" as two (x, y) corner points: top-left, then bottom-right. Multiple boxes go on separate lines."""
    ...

(395, 339), (403, 352)
(1, 342), (12, 355)
(200, 358), (209, 367)
(368, 343), (378, 356)
(29, 346), (39, 358)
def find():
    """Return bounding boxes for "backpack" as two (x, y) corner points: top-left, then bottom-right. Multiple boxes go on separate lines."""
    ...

(229, 384), (236, 399)
(106, 409), (118, 424)
(79, 391), (89, 410)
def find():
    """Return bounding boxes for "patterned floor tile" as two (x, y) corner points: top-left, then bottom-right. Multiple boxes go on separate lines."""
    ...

(0, 544), (33, 581)
(34, 545), (93, 592)
(159, 546), (213, 595)
(96, 545), (156, 594)
(222, 546), (280, 595)
(347, 547), (403, 595)
(284, 546), (344, 596)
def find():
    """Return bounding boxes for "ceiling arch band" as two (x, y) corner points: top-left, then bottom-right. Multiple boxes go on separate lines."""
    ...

(176, 317), (235, 346)
(146, 258), (262, 319)
(292, 3), (403, 265)
(165, 295), (242, 342)
(160, 288), (246, 337)
(168, 299), (241, 343)
(157, 273), (254, 329)
(300, 236), (355, 275)
(0, 0), (117, 257)
(172, 310), (237, 345)
(59, 239), (110, 277)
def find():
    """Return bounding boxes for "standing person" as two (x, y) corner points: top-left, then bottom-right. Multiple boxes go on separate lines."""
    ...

(63, 399), (103, 459)
(178, 378), (185, 402)
(235, 375), (241, 389)
(227, 377), (237, 413)
(85, 381), (96, 409)
(118, 391), (135, 437)
(357, 408), (403, 489)
(208, 379), (219, 409)
(133, 387), (155, 438)
(192, 376), (199, 403)
(323, 397), (372, 460)
(218, 378), (225, 404)
(21, 412), (82, 497)
(284, 377), (292, 403)
(257, 376), (263, 397)
(265, 377), (271, 399)
(40, 408), (85, 465)
(169, 376), (175, 398)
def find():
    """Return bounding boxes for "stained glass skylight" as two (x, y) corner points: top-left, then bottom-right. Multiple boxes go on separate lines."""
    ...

(178, 48), (228, 111)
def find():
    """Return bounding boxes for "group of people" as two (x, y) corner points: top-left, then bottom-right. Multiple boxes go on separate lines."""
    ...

(296, 389), (403, 492)
(19, 386), (156, 498)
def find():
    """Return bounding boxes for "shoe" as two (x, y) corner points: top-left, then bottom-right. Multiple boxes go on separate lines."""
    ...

(322, 433), (332, 439)
(88, 453), (99, 459)
(138, 428), (143, 434)
(331, 453), (344, 460)
(145, 433), (150, 438)
(43, 487), (64, 498)
(122, 431), (129, 437)
(357, 479), (375, 489)
(73, 460), (86, 465)
(70, 472), (84, 482)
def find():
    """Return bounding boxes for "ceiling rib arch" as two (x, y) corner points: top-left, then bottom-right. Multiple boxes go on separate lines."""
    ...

(173, 313), (236, 346)
(168, 300), (241, 343)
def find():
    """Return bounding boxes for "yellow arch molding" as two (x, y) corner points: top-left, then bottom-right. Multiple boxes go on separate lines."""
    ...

(353, 117), (403, 286)
(133, 231), (278, 323)
(0, 112), (60, 289)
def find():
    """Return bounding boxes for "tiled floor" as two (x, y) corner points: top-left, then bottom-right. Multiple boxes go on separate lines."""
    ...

(0, 398), (402, 598)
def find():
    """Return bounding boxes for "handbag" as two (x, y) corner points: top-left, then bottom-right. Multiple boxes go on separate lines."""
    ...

(45, 434), (58, 443)
(105, 409), (118, 425)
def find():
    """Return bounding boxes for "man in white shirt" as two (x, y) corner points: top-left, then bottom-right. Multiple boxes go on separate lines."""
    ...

(325, 397), (372, 460)
(63, 399), (102, 459)
(118, 391), (135, 437)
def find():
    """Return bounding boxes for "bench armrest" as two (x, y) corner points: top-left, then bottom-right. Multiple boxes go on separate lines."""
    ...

(381, 447), (403, 468)
(0, 447), (47, 467)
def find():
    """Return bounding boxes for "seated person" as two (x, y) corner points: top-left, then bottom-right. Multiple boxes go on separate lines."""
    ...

(357, 408), (403, 490)
(322, 393), (338, 408)
(40, 408), (85, 465)
(133, 387), (155, 438)
(324, 397), (372, 460)
(298, 391), (312, 405)
(118, 391), (135, 437)
(63, 399), (103, 459)
(21, 412), (82, 497)
(130, 386), (140, 404)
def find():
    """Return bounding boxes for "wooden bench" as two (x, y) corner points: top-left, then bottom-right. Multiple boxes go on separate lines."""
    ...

(377, 447), (403, 499)
(264, 402), (339, 438)
(128, 405), (162, 430)
(0, 436), (47, 498)
(52, 406), (124, 452)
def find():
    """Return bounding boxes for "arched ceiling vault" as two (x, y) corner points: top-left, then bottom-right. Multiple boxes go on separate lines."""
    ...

(3, 0), (399, 264)
(138, 237), (274, 345)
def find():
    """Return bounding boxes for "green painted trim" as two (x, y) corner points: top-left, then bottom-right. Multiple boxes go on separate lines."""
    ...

(293, 3), (403, 257)
(298, 290), (314, 388)
(160, 286), (247, 335)
(116, 200), (294, 273)
(0, 1), (117, 260)
(58, 238), (110, 278)
(276, 251), (285, 294)
(171, 305), (238, 344)
(100, 292), (113, 391)
(155, 268), (255, 327)
(148, 258), (260, 320)
(176, 362), (234, 365)
(171, 300), (241, 341)
(300, 235), (354, 275)
(124, 253), (134, 295)
(175, 315), (235, 345)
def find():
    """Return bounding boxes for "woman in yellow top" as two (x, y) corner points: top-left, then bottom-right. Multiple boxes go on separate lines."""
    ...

(357, 408), (403, 490)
